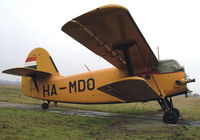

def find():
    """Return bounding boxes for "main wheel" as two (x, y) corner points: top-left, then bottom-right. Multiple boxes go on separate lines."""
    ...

(172, 108), (180, 118)
(41, 103), (49, 110)
(163, 110), (179, 124)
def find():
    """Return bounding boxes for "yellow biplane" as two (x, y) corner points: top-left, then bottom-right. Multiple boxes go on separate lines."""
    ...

(3, 4), (195, 124)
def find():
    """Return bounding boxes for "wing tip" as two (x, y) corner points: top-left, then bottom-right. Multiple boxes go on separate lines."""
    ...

(98, 4), (127, 10)
(61, 4), (128, 32)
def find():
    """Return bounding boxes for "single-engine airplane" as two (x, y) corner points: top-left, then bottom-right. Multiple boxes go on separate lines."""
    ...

(2, 4), (195, 124)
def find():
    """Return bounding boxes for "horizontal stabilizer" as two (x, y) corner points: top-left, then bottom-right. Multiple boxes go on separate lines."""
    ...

(2, 67), (51, 77)
(98, 77), (159, 102)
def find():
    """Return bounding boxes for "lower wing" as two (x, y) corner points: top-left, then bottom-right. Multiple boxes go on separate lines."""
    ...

(98, 77), (159, 102)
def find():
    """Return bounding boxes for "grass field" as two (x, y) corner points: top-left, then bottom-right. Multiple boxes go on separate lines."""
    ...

(0, 84), (200, 140)
(1, 107), (200, 140)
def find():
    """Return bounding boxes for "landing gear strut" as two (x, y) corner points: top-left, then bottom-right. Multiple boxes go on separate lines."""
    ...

(157, 97), (180, 124)
(41, 101), (50, 110)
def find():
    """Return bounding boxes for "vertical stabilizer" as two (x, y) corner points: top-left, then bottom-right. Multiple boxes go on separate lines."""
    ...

(24, 48), (59, 75)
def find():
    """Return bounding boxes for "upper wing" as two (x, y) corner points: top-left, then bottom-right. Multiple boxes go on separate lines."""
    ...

(98, 77), (159, 102)
(62, 4), (158, 75)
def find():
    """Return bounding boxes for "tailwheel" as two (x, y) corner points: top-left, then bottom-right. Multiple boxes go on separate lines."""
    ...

(163, 110), (179, 124)
(41, 101), (50, 110)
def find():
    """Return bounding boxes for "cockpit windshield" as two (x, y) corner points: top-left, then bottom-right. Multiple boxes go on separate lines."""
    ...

(154, 59), (184, 73)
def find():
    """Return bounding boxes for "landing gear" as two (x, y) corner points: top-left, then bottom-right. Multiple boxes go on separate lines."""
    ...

(157, 97), (180, 124)
(163, 110), (178, 124)
(41, 101), (50, 110)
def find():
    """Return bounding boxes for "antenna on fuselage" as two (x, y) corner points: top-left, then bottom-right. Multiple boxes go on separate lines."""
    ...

(84, 64), (91, 72)
(157, 46), (160, 60)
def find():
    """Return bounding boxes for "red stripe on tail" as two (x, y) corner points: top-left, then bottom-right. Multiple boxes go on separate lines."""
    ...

(25, 57), (36, 62)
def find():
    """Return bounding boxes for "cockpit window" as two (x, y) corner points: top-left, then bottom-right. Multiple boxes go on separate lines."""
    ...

(154, 59), (184, 73)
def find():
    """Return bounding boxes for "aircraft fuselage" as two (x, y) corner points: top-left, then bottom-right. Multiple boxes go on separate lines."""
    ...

(22, 67), (187, 104)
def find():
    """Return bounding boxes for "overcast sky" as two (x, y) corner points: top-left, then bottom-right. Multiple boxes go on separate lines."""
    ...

(0, 0), (199, 94)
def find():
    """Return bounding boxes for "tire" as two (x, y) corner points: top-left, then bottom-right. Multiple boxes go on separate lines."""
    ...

(41, 103), (49, 110)
(172, 108), (180, 118)
(163, 110), (178, 124)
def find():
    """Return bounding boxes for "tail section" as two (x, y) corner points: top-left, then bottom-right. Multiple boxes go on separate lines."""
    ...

(3, 48), (59, 77)
(2, 48), (60, 97)
(25, 48), (59, 75)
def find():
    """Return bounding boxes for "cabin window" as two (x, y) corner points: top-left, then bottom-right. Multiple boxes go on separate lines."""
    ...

(154, 59), (184, 73)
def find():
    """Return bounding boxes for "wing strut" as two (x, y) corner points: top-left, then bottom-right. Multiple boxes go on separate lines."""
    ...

(114, 41), (136, 76)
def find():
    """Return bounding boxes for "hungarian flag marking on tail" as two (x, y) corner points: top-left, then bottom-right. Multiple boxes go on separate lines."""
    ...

(25, 57), (37, 69)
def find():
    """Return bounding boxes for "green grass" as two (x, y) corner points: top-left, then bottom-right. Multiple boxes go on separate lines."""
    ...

(0, 108), (200, 140)
(0, 84), (43, 104)
(0, 108), (115, 140)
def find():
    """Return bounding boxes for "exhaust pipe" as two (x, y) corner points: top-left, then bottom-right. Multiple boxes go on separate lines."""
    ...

(186, 78), (195, 83)
(176, 78), (195, 85)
